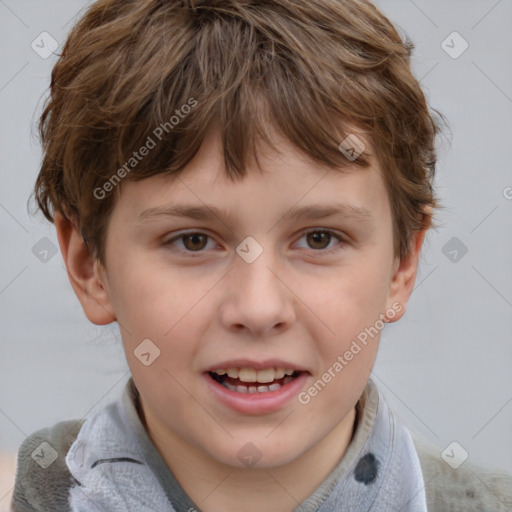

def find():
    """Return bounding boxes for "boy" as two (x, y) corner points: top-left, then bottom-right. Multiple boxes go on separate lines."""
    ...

(12, 0), (512, 510)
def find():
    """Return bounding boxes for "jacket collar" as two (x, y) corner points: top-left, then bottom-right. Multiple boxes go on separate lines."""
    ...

(66, 377), (427, 511)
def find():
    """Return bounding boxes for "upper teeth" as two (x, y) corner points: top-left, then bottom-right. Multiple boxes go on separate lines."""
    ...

(215, 368), (295, 383)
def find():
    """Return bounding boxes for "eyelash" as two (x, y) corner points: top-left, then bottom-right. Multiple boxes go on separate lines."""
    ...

(163, 229), (346, 257)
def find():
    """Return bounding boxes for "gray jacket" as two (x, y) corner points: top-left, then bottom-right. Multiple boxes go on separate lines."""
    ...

(11, 378), (512, 511)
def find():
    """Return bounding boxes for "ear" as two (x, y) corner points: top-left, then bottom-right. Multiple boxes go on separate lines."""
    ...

(384, 224), (429, 323)
(55, 212), (116, 325)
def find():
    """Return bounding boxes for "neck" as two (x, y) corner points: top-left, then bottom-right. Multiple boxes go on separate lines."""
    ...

(141, 405), (357, 512)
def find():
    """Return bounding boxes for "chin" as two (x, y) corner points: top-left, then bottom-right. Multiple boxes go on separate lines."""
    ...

(205, 437), (306, 470)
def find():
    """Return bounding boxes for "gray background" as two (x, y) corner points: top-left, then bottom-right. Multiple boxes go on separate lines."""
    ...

(1, 0), (511, 505)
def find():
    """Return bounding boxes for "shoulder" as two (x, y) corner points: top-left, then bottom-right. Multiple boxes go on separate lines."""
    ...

(11, 418), (85, 512)
(413, 438), (512, 511)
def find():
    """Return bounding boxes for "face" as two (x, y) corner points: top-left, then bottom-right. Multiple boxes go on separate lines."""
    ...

(91, 127), (415, 469)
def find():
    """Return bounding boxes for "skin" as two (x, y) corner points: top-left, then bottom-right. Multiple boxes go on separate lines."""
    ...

(56, 125), (427, 512)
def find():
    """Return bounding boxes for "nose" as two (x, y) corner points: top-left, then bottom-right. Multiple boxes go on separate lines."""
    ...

(219, 250), (296, 337)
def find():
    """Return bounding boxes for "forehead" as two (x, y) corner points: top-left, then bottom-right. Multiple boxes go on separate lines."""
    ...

(114, 125), (389, 228)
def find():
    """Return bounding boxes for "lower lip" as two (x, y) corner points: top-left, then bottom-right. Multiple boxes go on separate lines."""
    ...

(204, 372), (309, 415)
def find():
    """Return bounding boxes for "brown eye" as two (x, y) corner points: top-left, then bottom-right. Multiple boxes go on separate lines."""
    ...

(164, 231), (217, 255)
(306, 231), (332, 249)
(182, 233), (208, 251)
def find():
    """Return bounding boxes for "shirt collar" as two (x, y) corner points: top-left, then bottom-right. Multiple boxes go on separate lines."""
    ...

(66, 377), (427, 511)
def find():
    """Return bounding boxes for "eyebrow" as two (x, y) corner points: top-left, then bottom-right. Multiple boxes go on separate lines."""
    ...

(137, 202), (372, 224)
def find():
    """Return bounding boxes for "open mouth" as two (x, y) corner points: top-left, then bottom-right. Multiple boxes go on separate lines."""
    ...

(208, 367), (302, 393)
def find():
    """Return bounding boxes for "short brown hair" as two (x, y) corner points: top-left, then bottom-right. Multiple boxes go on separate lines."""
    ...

(33, 0), (446, 263)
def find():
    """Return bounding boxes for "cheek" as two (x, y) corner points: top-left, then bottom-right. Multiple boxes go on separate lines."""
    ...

(107, 256), (217, 364)
(112, 262), (211, 413)
(305, 259), (391, 345)
(110, 264), (243, 417)
(298, 268), (387, 414)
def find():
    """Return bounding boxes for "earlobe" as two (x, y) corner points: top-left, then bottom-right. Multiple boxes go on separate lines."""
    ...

(385, 226), (429, 323)
(55, 212), (116, 325)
